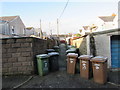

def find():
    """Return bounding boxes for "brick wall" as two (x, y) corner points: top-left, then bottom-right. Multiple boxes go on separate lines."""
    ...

(46, 38), (56, 49)
(1, 37), (50, 75)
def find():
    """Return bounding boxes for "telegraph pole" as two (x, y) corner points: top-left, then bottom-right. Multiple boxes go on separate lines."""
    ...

(57, 18), (59, 37)
(49, 22), (52, 36)
(40, 19), (42, 38)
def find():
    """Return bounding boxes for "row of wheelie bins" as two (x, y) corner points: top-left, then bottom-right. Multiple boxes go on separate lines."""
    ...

(66, 46), (80, 73)
(36, 46), (59, 76)
(66, 45), (107, 84)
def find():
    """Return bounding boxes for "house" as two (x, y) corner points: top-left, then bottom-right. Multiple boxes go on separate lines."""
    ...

(79, 24), (98, 36)
(25, 27), (35, 36)
(0, 16), (25, 37)
(82, 25), (98, 33)
(34, 28), (43, 38)
(86, 28), (120, 70)
(98, 13), (117, 30)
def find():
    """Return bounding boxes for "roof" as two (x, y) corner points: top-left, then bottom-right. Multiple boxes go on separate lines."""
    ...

(83, 26), (89, 30)
(26, 27), (34, 30)
(0, 16), (18, 22)
(91, 28), (120, 35)
(0, 20), (7, 23)
(98, 16), (115, 22)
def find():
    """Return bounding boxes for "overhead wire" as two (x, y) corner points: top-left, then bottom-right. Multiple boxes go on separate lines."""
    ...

(59, 0), (69, 19)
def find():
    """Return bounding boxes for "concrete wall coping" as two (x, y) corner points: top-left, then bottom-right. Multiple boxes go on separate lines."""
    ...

(0, 36), (46, 41)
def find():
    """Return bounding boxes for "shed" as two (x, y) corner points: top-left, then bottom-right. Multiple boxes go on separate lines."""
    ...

(86, 28), (120, 70)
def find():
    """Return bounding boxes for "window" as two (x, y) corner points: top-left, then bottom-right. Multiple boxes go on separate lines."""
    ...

(11, 26), (15, 34)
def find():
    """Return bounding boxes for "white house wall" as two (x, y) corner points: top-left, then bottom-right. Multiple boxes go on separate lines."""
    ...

(9, 16), (25, 35)
(93, 31), (119, 68)
(0, 22), (9, 35)
(25, 29), (34, 36)
(94, 34), (111, 68)
(118, 2), (120, 28)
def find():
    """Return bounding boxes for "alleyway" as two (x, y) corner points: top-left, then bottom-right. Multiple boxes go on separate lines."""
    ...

(58, 43), (67, 71)
(2, 43), (119, 89)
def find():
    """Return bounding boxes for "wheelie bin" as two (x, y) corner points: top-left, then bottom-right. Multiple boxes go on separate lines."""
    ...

(66, 48), (77, 54)
(46, 49), (55, 54)
(90, 56), (108, 84)
(53, 46), (59, 52)
(67, 53), (78, 74)
(36, 54), (49, 76)
(48, 52), (59, 72)
(78, 55), (93, 79)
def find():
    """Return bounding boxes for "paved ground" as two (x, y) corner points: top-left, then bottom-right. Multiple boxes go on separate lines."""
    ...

(2, 43), (120, 89)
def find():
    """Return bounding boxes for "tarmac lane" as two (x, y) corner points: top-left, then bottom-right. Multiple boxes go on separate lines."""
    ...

(2, 43), (120, 89)
(19, 71), (118, 88)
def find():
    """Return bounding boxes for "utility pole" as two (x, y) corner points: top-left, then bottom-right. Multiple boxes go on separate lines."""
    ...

(49, 22), (52, 36)
(57, 18), (59, 37)
(40, 19), (43, 38)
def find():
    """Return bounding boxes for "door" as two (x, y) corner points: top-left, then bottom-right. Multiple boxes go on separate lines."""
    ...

(111, 35), (120, 68)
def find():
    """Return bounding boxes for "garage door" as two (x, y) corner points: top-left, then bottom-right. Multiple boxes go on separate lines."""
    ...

(111, 35), (120, 68)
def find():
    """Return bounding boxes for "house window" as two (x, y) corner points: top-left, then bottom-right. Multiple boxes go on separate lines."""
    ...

(11, 26), (14, 34)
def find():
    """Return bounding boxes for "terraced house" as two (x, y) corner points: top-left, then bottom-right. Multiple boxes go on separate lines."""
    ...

(0, 16), (25, 37)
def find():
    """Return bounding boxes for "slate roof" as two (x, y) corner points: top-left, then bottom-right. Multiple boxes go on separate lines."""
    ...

(0, 16), (18, 22)
(98, 16), (115, 22)
(83, 26), (89, 30)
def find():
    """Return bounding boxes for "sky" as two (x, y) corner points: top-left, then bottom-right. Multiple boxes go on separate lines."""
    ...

(0, 0), (119, 35)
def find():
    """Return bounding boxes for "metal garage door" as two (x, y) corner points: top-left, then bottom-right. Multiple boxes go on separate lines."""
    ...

(111, 35), (120, 68)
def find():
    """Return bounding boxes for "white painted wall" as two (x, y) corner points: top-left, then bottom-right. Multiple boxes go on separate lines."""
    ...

(94, 34), (111, 68)
(0, 22), (10, 35)
(9, 16), (25, 36)
(93, 31), (119, 68)
(118, 2), (120, 28)
(25, 28), (34, 36)
(86, 35), (90, 55)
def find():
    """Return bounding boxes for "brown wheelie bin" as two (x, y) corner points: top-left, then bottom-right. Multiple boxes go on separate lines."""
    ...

(90, 56), (108, 84)
(78, 55), (93, 79)
(67, 53), (78, 74)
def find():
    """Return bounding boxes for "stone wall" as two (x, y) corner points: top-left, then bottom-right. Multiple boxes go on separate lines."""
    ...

(1, 37), (51, 75)
(46, 38), (56, 49)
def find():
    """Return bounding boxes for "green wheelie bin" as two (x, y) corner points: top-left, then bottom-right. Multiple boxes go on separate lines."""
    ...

(36, 54), (49, 76)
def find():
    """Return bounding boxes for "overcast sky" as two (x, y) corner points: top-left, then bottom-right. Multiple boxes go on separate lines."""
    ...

(0, 0), (119, 35)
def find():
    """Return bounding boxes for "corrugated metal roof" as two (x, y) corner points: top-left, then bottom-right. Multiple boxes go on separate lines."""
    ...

(0, 16), (18, 22)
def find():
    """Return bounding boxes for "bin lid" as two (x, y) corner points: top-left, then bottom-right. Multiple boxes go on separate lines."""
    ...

(90, 56), (108, 62)
(48, 52), (59, 56)
(46, 49), (55, 52)
(67, 45), (72, 48)
(66, 48), (76, 53)
(78, 55), (93, 60)
(36, 54), (49, 59)
(71, 45), (75, 48)
(67, 53), (78, 58)
(53, 46), (59, 49)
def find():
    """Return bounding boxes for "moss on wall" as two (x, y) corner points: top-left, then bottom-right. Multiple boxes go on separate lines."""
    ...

(90, 34), (96, 56)
(79, 37), (87, 55)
